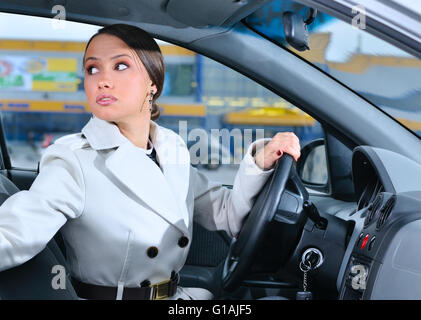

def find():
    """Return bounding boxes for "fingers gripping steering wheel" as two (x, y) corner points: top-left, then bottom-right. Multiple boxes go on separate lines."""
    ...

(221, 154), (309, 292)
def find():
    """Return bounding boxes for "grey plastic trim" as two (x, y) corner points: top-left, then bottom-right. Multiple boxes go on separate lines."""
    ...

(371, 220), (421, 299)
(0, 1), (227, 44)
(354, 146), (421, 195)
(334, 207), (365, 292)
(166, 0), (272, 28)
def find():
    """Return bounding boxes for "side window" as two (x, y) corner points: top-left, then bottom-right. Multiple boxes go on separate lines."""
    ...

(0, 12), (326, 187)
(0, 13), (101, 170)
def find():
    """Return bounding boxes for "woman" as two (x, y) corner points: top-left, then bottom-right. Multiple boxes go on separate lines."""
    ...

(0, 24), (300, 300)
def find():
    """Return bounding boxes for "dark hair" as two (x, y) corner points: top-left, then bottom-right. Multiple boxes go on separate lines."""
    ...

(83, 24), (164, 120)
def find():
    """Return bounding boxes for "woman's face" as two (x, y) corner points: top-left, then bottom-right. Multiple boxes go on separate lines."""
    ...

(83, 34), (157, 123)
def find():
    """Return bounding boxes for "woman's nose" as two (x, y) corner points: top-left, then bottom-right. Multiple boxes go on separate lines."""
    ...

(98, 75), (114, 89)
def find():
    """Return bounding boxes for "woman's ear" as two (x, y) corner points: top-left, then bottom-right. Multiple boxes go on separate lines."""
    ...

(150, 83), (158, 96)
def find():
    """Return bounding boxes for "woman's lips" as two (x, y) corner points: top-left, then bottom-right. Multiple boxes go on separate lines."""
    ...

(96, 94), (117, 106)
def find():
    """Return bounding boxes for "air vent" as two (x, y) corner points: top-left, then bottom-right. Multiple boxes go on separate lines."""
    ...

(364, 193), (383, 227)
(376, 196), (396, 230)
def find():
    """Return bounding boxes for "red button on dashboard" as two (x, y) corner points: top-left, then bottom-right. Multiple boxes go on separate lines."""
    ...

(361, 234), (370, 250)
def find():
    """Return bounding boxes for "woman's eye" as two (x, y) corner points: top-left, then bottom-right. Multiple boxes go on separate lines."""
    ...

(116, 63), (128, 71)
(87, 66), (99, 75)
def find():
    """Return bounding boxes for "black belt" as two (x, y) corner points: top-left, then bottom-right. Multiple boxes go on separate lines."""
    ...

(72, 273), (178, 300)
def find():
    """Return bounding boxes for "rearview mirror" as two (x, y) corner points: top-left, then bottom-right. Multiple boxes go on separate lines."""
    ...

(283, 8), (318, 52)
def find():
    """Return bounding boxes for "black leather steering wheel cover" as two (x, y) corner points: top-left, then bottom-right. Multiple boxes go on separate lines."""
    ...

(222, 154), (296, 291)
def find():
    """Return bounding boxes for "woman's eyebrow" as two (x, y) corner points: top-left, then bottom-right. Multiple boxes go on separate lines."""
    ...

(84, 54), (133, 64)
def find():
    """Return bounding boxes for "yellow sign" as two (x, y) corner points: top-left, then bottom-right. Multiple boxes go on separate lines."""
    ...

(47, 58), (78, 72)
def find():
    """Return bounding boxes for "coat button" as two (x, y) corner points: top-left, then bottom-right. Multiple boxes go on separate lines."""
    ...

(178, 236), (189, 248)
(147, 246), (159, 258)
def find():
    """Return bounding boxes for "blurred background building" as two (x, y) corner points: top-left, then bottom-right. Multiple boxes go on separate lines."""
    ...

(0, 11), (321, 174)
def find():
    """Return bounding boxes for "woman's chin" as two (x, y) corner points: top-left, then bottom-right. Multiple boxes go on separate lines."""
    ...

(91, 109), (119, 122)
(91, 107), (147, 124)
(92, 112), (138, 125)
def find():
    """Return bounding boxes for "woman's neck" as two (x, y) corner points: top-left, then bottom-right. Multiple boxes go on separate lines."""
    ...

(115, 117), (150, 150)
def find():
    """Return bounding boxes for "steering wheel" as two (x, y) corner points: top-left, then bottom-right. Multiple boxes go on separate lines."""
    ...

(221, 154), (309, 292)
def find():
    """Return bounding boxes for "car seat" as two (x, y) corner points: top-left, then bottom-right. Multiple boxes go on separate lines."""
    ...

(0, 172), (78, 300)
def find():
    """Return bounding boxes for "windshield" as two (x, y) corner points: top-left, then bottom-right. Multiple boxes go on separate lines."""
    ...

(245, 0), (421, 138)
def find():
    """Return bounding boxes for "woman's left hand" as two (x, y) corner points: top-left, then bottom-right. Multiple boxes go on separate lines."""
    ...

(254, 132), (301, 170)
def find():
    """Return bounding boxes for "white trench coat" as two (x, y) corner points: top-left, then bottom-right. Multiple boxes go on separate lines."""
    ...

(0, 115), (274, 300)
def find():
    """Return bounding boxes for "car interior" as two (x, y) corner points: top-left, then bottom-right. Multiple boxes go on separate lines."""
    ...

(0, 0), (421, 300)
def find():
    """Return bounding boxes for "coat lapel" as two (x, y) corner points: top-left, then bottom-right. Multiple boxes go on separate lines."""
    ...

(152, 123), (190, 225)
(81, 116), (190, 234)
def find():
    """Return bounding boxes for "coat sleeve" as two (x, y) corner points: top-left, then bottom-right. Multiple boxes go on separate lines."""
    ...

(192, 138), (273, 238)
(0, 143), (85, 271)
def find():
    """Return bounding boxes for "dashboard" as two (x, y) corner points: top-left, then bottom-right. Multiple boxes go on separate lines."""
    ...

(284, 145), (421, 299)
(336, 146), (421, 299)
